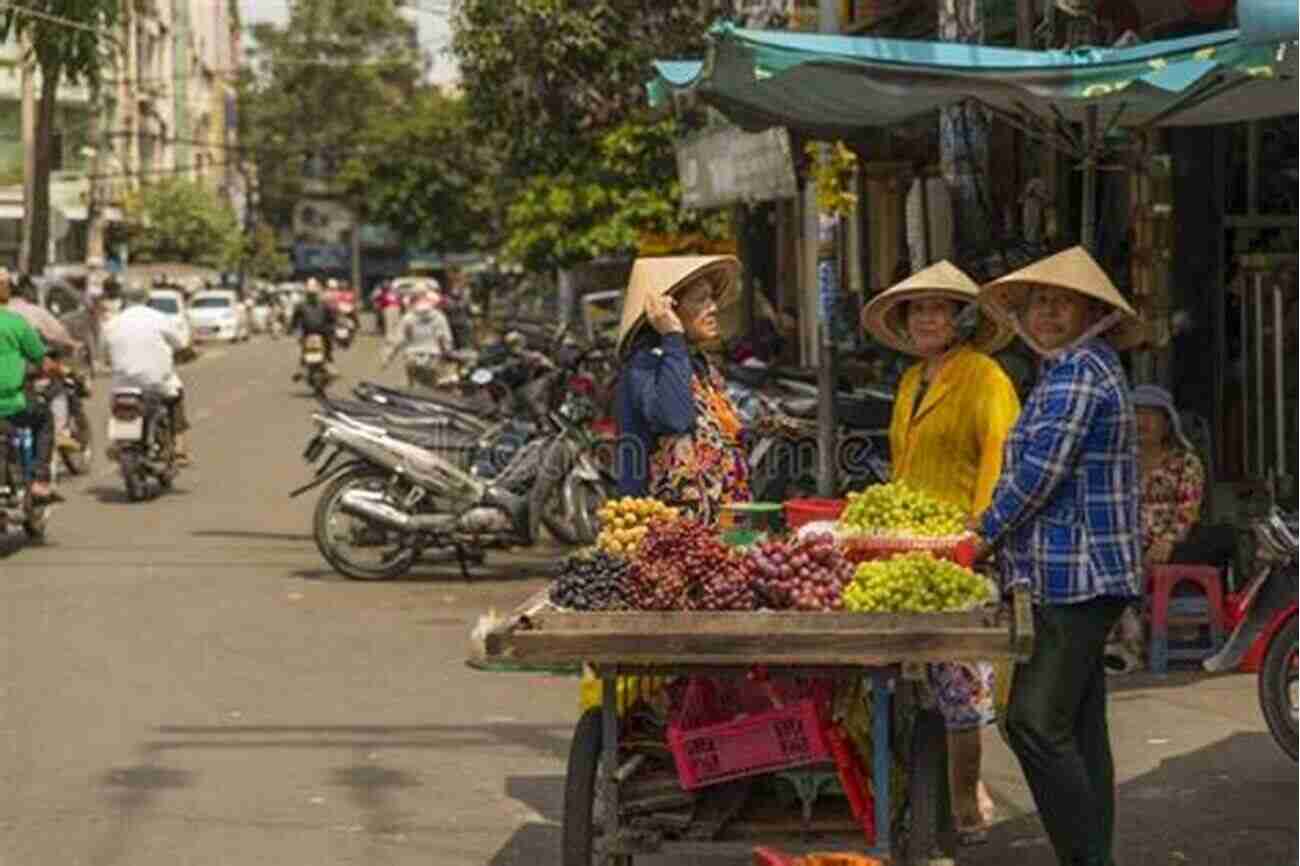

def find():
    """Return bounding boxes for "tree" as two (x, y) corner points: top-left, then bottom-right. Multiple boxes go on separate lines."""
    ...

(124, 179), (244, 270)
(243, 223), (291, 280)
(0, 0), (120, 275)
(337, 87), (500, 254)
(237, 0), (423, 234)
(451, 1), (734, 269)
(503, 118), (729, 270)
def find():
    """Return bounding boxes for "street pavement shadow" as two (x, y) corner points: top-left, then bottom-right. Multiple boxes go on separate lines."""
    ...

(84, 483), (192, 505)
(191, 529), (315, 543)
(961, 731), (1297, 866)
(0, 532), (29, 557)
(487, 776), (564, 866)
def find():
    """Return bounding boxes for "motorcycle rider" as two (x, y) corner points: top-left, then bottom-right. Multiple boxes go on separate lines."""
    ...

(289, 278), (338, 379)
(102, 281), (193, 465)
(0, 268), (60, 503)
(380, 289), (454, 383)
(7, 274), (83, 454)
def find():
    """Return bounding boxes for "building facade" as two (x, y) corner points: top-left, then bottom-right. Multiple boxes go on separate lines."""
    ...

(0, 0), (241, 271)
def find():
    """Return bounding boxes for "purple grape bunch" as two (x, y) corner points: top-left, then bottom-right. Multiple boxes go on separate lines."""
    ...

(745, 533), (856, 611)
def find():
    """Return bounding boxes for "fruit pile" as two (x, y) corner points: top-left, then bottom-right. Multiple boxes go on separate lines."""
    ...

(622, 519), (752, 611)
(838, 482), (967, 538)
(549, 549), (630, 611)
(744, 534), (856, 611)
(595, 496), (679, 555)
(843, 551), (992, 613)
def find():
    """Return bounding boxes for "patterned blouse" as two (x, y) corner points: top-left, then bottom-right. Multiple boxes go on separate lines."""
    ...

(648, 361), (751, 526)
(1140, 447), (1204, 554)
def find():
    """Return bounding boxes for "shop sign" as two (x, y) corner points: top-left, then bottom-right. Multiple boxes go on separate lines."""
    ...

(675, 126), (797, 209)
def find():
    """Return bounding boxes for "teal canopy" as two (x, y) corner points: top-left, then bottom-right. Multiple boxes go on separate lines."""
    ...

(649, 23), (1297, 150)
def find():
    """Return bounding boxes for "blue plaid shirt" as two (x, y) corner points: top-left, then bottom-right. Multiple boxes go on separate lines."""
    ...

(978, 338), (1142, 605)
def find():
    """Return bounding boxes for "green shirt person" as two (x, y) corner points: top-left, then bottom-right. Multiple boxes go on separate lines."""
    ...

(0, 269), (59, 503)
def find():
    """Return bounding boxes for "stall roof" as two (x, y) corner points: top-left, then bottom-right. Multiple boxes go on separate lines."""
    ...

(648, 24), (1297, 147)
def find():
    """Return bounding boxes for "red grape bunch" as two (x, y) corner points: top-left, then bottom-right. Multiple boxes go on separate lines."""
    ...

(621, 519), (750, 611)
(744, 533), (856, 611)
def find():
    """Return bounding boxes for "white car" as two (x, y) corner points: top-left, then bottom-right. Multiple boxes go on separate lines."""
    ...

(188, 290), (250, 342)
(145, 290), (193, 351)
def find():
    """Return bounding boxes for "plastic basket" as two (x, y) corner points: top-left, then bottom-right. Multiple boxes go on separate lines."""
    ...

(784, 498), (847, 530)
(667, 698), (832, 790)
(720, 502), (786, 532)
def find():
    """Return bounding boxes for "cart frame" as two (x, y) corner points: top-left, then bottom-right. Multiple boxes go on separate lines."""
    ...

(486, 587), (1034, 864)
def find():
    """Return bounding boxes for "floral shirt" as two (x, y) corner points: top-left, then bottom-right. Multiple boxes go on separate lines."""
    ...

(648, 364), (750, 525)
(1140, 447), (1204, 555)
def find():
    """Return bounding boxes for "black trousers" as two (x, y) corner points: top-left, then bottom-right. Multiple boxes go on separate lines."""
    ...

(0, 402), (55, 484)
(1005, 598), (1129, 866)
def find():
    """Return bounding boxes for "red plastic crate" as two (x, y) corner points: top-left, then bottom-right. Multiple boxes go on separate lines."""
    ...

(785, 498), (847, 530)
(667, 698), (832, 790)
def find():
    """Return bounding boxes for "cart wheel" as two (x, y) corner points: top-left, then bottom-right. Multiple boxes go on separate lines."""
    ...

(904, 709), (954, 866)
(563, 708), (632, 866)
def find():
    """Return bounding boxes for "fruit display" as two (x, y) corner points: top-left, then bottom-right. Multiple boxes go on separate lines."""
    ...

(549, 549), (630, 611)
(622, 519), (752, 611)
(843, 552), (993, 613)
(596, 496), (679, 555)
(743, 534), (857, 611)
(838, 482), (967, 538)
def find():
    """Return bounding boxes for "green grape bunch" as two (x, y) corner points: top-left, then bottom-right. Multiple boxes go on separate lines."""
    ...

(842, 552), (993, 613)
(838, 482), (968, 538)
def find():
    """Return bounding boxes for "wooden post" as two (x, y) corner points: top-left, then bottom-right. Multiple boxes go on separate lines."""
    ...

(19, 35), (34, 272)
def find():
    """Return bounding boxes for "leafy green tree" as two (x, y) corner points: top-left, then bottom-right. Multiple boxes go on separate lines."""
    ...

(504, 118), (729, 270)
(452, 1), (734, 269)
(338, 87), (501, 254)
(125, 179), (244, 270)
(237, 0), (422, 232)
(0, 0), (121, 274)
(243, 223), (291, 280)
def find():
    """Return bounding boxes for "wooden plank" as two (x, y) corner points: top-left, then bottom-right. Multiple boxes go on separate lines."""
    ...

(506, 628), (1019, 666)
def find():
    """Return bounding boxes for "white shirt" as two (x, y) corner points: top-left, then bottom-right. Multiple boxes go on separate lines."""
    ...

(103, 304), (184, 395)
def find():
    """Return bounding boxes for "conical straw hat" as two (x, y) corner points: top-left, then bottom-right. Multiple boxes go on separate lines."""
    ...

(860, 260), (1015, 356)
(978, 246), (1146, 351)
(616, 255), (740, 357)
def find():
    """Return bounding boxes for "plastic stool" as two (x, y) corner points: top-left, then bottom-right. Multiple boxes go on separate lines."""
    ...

(1147, 564), (1226, 674)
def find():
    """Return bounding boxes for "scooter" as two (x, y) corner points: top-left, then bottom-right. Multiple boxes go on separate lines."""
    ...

(1204, 506), (1298, 761)
(0, 424), (53, 540)
(107, 388), (179, 502)
(297, 334), (334, 395)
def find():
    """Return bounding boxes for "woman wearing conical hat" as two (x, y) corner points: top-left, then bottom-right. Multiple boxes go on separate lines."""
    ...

(613, 256), (749, 525)
(970, 246), (1146, 866)
(861, 259), (1021, 845)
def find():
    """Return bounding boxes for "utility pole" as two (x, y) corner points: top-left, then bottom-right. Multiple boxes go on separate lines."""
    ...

(814, 0), (840, 497)
(85, 88), (106, 269)
(19, 33), (34, 272)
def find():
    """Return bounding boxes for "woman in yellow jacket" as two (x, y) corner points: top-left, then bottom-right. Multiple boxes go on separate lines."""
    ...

(862, 260), (1021, 844)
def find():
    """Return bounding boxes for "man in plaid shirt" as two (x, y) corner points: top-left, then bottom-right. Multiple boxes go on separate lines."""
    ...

(972, 247), (1145, 866)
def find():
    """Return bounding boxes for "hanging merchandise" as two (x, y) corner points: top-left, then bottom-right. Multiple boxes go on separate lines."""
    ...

(905, 175), (953, 272)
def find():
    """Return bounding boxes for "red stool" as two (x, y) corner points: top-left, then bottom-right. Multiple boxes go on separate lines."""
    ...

(1146, 564), (1226, 674)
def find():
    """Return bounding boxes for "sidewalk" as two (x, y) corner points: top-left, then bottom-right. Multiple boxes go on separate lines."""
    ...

(968, 668), (1298, 866)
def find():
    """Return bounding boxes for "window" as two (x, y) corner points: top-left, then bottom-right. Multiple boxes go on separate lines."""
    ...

(148, 295), (180, 314)
(191, 296), (231, 310)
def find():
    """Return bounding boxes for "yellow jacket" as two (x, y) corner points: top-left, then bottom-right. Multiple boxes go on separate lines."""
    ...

(888, 345), (1021, 516)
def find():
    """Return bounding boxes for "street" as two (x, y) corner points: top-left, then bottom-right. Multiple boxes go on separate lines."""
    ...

(0, 331), (1295, 866)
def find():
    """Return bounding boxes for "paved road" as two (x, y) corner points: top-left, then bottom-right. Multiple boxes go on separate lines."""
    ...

(0, 332), (1294, 866)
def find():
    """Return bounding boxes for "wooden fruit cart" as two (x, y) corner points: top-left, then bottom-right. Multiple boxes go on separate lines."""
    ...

(485, 587), (1034, 866)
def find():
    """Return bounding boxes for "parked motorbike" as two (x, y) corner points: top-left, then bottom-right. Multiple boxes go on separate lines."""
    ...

(1204, 507), (1298, 760)
(0, 423), (53, 540)
(291, 397), (589, 579)
(729, 365), (893, 500)
(107, 388), (179, 502)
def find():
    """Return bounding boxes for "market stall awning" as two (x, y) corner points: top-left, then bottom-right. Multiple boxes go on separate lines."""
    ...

(649, 24), (1297, 148)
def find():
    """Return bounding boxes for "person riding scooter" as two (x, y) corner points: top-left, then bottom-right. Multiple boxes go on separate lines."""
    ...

(102, 282), (193, 465)
(7, 274), (84, 455)
(0, 268), (60, 504)
(289, 280), (338, 380)
(380, 290), (454, 386)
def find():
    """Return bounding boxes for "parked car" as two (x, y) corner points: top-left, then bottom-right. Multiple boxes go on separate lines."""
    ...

(146, 289), (194, 351)
(187, 290), (250, 342)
